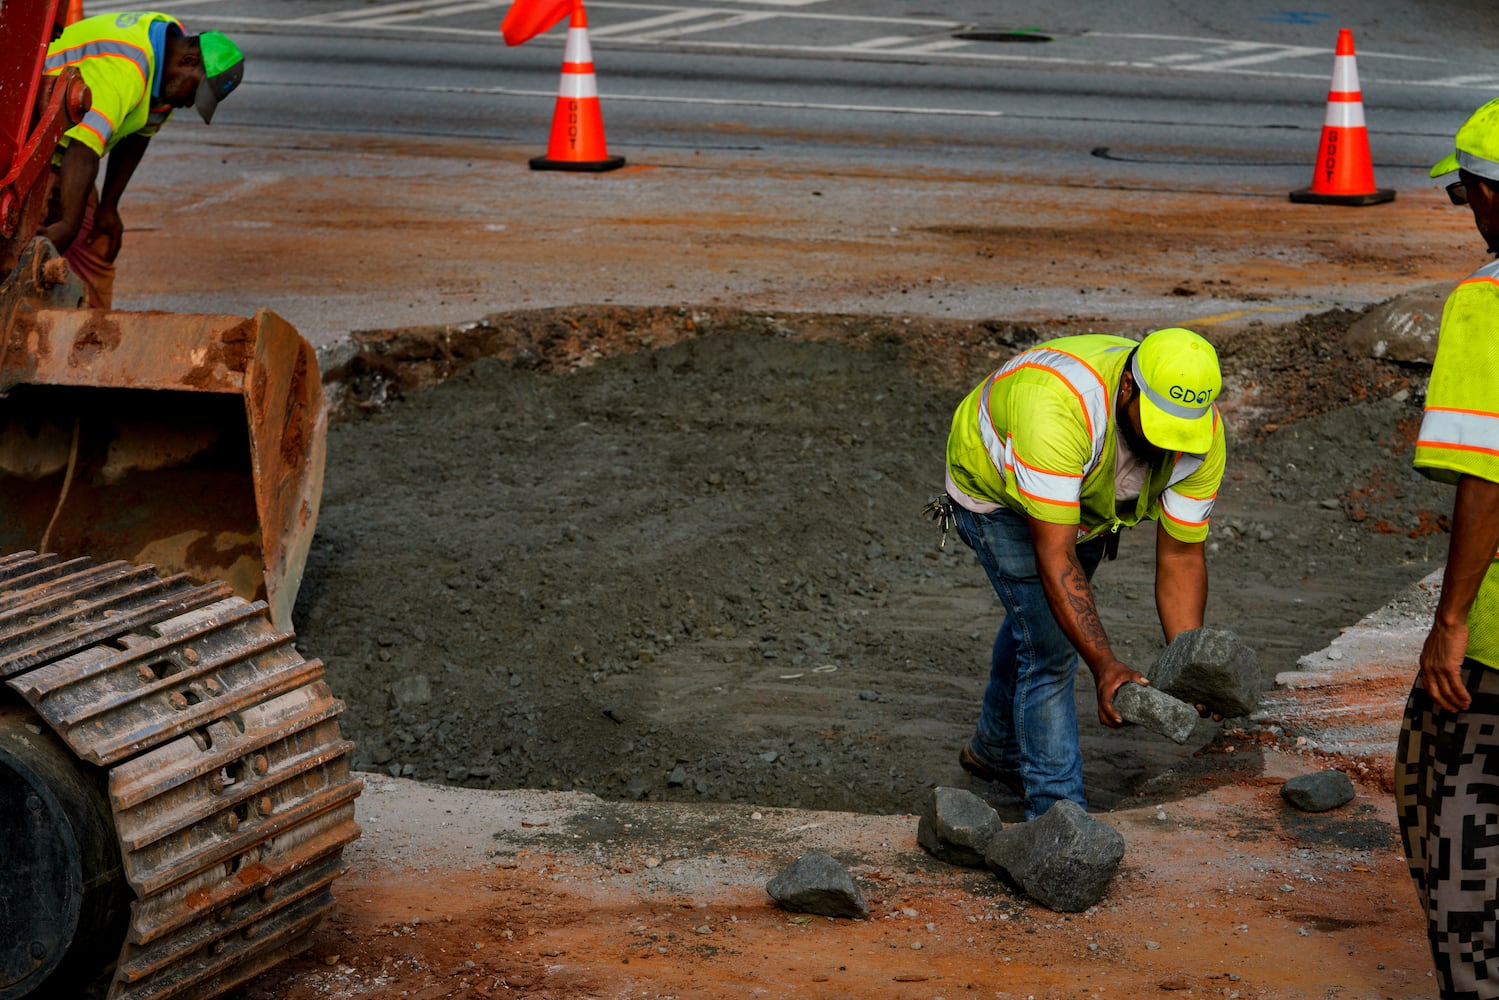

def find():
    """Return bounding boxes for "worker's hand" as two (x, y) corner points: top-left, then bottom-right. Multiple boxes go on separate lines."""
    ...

(1093, 659), (1148, 728)
(38, 219), (80, 254)
(1419, 619), (1472, 713)
(92, 203), (125, 262)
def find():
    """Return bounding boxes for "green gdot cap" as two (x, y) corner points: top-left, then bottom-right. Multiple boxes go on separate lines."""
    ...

(1131, 328), (1221, 454)
(1431, 96), (1499, 181)
(195, 31), (244, 124)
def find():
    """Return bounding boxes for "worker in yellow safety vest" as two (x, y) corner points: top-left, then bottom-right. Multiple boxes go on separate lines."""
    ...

(1397, 95), (1499, 1000)
(40, 11), (244, 307)
(934, 327), (1226, 820)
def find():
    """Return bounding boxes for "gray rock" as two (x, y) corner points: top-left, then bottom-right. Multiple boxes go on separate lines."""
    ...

(1113, 682), (1199, 744)
(1344, 283), (1449, 365)
(389, 674), (432, 709)
(984, 800), (1125, 913)
(765, 851), (869, 918)
(1281, 770), (1355, 813)
(917, 786), (1003, 867)
(1148, 627), (1260, 719)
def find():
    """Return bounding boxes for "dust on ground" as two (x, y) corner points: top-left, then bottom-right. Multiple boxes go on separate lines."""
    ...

(293, 303), (1446, 823)
(115, 129), (1467, 999)
(230, 760), (1431, 1000)
(227, 303), (1447, 1000)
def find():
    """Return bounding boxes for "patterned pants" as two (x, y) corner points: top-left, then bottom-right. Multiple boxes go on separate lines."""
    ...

(1396, 661), (1499, 999)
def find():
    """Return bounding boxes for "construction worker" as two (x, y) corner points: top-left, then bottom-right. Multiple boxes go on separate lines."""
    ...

(1397, 96), (1499, 1000)
(934, 327), (1225, 820)
(39, 11), (244, 308)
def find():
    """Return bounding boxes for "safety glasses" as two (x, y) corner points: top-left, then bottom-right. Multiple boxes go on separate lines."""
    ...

(1448, 180), (1471, 206)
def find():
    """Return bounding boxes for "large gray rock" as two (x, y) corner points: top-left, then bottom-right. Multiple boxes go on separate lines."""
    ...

(1281, 770), (1355, 813)
(765, 851), (869, 918)
(1148, 627), (1260, 719)
(1344, 283), (1449, 365)
(917, 786), (1003, 867)
(983, 800), (1125, 912)
(1113, 682), (1199, 744)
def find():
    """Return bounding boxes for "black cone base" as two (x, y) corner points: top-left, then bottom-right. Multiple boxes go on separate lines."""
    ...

(530, 155), (626, 172)
(1289, 187), (1396, 206)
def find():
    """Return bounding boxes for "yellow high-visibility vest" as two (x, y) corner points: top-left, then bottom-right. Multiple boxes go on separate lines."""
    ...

(45, 12), (184, 156)
(945, 334), (1226, 544)
(1415, 260), (1499, 669)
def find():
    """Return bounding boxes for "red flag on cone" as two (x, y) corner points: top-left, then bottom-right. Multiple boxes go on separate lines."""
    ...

(501, 0), (573, 47)
(1289, 29), (1394, 206)
(528, 5), (624, 172)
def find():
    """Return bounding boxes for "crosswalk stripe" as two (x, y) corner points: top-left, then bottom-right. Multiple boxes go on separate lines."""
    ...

(846, 36), (916, 50)
(359, 1), (502, 27)
(1183, 44), (1324, 71)
(900, 39), (971, 54)
(589, 10), (715, 38)
(628, 11), (776, 42)
(288, 0), (500, 25)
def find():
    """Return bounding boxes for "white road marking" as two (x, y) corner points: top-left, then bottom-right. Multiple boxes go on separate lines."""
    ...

(1178, 44), (1325, 72)
(626, 11), (776, 41)
(846, 36), (917, 50)
(588, 10), (717, 37)
(282, 0), (501, 24)
(101, 3), (1494, 91)
(359, 1), (504, 27)
(1421, 74), (1499, 88)
(309, 80), (1011, 117)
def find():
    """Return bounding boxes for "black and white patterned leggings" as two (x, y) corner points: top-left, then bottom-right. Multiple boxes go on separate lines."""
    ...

(1397, 661), (1499, 1000)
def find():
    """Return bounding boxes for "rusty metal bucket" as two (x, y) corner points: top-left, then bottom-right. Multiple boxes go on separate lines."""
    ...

(0, 239), (326, 629)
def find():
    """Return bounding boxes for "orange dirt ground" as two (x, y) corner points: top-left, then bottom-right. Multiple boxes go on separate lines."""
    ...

(231, 756), (1430, 1000)
(110, 129), (1471, 999)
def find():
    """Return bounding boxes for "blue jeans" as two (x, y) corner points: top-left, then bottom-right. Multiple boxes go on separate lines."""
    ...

(952, 503), (1105, 819)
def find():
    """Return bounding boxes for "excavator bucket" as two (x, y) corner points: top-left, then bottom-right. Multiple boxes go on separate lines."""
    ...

(0, 240), (326, 630)
(0, 7), (352, 1000)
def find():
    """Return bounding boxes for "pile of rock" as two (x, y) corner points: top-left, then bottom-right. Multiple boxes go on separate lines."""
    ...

(763, 631), (1353, 919)
(918, 787), (1123, 912)
(1115, 626), (1262, 743)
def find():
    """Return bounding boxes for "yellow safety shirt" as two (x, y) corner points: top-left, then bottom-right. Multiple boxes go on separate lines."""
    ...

(946, 334), (1226, 544)
(45, 12), (184, 157)
(1414, 259), (1499, 669)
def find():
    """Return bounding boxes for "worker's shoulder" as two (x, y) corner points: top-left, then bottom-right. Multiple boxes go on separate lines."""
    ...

(1454, 258), (1499, 293)
(51, 10), (181, 48)
(1438, 261), (1499, 346)
(1031, 332), (1135, 354)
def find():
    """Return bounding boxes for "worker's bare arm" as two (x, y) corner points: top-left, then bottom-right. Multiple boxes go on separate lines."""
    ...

(1154, 526), (1207, 642)
(92, 133), (150, 261)
(38, 141), (100, 252)
(1028, 517), (1146, 727)
(1423, 474), (1499, 712)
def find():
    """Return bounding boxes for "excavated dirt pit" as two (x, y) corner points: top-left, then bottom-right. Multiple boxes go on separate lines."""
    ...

(291, 304), (1448, 822)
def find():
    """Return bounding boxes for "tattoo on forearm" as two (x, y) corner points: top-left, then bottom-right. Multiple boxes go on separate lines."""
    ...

(1060, 558), (1108, 650)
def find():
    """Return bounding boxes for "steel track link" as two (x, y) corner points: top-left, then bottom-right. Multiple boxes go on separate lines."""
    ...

(0, 551), (361, 1000)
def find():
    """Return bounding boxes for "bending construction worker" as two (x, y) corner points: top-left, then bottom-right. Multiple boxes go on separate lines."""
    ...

(40, 11), (244, 308)
(936, 328), (1225, 820)
(1398, 95), (1499, 1000)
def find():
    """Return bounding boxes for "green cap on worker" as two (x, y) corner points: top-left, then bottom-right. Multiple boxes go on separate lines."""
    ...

(195, 31), (244, 124)
(1131, 328), (1221, 454)
(1431, 97), (1499, 181)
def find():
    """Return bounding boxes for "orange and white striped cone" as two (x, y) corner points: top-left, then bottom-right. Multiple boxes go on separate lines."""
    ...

(65, 0), (85, 23)
(530, 5), (624, 172)
(1289, 29), (1393, 206)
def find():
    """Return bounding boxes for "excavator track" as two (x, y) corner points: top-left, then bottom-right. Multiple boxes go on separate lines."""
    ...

(0, 550), (361, 1000)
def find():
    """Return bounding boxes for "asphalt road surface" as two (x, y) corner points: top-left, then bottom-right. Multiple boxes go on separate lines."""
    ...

(102, 0), (1499, 186)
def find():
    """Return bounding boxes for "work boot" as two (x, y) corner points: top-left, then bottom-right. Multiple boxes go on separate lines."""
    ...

(958, 742), (1026, 799)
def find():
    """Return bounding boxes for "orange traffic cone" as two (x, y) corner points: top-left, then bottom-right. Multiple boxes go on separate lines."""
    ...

(530, 5), (624, 172)
(1289, 29), (1393, 205)
(65, 0), (85, 23)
